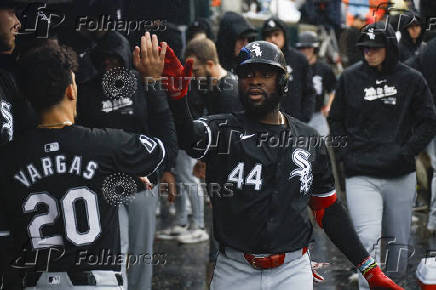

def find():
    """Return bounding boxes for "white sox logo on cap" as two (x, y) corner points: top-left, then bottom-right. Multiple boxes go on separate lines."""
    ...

(251, 43), (262, 57)
(366, 28), (376, 40)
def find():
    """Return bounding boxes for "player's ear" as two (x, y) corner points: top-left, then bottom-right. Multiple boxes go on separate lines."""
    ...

(65, 72), (77, 101)
(206, 60), (215, 69)
(65, 84), (74, 100)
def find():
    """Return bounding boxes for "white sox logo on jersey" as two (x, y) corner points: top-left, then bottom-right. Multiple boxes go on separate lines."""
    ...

(1, 100), (13, 142)
(364, 84), (398, 105)
(289, 148), (313, 195)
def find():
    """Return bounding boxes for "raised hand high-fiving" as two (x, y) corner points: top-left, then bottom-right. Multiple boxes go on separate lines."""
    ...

(133, 31), (167, 81)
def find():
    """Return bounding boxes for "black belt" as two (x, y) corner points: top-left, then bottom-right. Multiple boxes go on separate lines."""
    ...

(23, 271), (123, 287)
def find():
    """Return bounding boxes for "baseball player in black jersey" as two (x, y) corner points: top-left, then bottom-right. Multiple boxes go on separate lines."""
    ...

(152, 40), (403, 289)
(0, 42), (165, 289)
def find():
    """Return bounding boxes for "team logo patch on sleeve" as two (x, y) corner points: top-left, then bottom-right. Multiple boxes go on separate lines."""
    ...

(289, 148), (313, 195)
(139, 135), (157, 153)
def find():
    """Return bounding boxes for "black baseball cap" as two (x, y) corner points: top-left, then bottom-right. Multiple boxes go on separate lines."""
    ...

(356, 27), (386, 48)
(240, 29), (258, 40)
(262, 19), (283, 34)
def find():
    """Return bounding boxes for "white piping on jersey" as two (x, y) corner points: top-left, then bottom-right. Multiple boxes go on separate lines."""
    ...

(194, 119), (212, 160)
(146, 138), (166, 177)
(0, 230), (10, 237)
(312, 189), (336, 198)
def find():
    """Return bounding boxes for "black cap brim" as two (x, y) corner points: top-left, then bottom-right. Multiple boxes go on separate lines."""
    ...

(240, 30), (258, 40)
(356, 41), (386, 48)
(295, 43), (319, 48)
(237, 59), (285, 75)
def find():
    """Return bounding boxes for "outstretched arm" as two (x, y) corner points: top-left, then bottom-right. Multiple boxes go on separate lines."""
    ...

(311, 198), (403, 290)
(132, 32), (211, 159)
(310, 143), (403, 290)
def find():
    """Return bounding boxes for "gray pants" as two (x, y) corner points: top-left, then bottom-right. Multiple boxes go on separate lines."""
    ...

(119, 187), (158, 290)
(427, 138), (436, 230)
(210, 249), (313, 290)
(174, 150), (204, 228)
(346, 173), (416, 289)
(25, 271), (124, 290)
(308, 112), (329, 137)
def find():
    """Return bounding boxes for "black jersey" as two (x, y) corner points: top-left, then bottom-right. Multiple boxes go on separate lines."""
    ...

(311, 60), (336, 112)
(0, 125), (165, 272)
(185, 112), (335, 253)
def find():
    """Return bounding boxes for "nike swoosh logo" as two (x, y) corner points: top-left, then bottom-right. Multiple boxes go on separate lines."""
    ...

(240, 134), (256, 140)
(376, 80), (386, 84)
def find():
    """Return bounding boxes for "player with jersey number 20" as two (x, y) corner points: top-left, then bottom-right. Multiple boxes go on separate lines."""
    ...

(144, 38), (404, 289)
(0, 42), (166, 289)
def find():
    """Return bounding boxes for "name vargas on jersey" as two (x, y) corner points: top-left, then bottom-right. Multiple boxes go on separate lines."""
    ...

(14, 155), (98, 187)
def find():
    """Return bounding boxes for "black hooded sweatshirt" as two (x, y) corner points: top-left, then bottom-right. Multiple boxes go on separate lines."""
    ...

(329, 22), (436, 178)
(261, 17), (316, 122)
(216, 12), (257, 73)
(398, 11), (425, 62)
(76, 32), (178, 175)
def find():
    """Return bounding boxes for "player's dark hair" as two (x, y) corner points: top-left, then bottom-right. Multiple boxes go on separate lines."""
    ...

(17, 42), (78, 113)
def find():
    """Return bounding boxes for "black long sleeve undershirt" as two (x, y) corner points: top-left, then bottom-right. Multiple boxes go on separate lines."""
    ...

(168, 97), (203, 152)
(146, 86), (178, 171)
(322, 201), (370, 267)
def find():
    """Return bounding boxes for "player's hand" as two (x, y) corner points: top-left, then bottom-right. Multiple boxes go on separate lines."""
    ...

(161, 45), (193, 100)
(321, 105), (330, 117)
(133, 31), (167, 81)
(192, 161), (206, 180)
(160, 171), (177, 202)
(311, 261), (329, 283)
(139, 176), (153, 190)
(364, 266), (404, 290)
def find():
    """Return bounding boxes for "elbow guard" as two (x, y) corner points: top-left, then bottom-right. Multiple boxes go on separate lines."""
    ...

(309, 190), (337, 228)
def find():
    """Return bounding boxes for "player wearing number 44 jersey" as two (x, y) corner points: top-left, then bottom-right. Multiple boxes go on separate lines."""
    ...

(0, 43), (165, 289)
(158, 40), (403, 289)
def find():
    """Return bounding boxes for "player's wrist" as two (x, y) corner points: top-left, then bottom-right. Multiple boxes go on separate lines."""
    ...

(358, 256), (378, 278)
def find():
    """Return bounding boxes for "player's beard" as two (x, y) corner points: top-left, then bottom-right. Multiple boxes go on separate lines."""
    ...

(239, 87), (282, 119)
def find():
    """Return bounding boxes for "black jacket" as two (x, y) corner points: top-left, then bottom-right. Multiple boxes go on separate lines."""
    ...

(76, 32), (178, 174)
(0, 54), (36, 146)
(398, 11), (425, 62)
(261, 17), (315, 122)
(216, 12), (257, 73)
(185, 70), (242, 118)
(204, 71), (242, 115)
(406, 37), (436, 100)
(329, 22), (436, 178)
